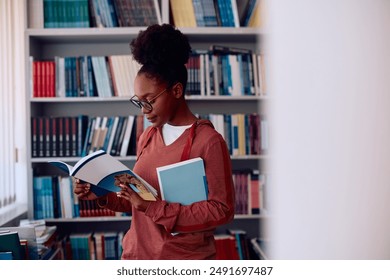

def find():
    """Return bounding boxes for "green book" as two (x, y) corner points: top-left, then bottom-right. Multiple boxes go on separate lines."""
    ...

(0, 230), (23, 260)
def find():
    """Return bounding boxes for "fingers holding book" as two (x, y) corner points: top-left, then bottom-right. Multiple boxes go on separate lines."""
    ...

(73, 178), (98, 200)
(114, 173), (154, 212)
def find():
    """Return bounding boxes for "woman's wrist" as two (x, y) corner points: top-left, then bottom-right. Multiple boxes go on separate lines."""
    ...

(97, 196), (108, 208)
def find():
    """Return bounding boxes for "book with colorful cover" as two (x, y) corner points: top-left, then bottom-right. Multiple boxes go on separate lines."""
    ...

(156, 157), (208, 205)
(48, 149), (157, 200)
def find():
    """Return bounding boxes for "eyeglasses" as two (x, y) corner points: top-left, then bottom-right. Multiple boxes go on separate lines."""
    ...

(129, 87), (169, 113)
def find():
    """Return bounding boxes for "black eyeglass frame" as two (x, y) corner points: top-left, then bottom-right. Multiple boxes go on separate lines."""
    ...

(129, 86), (169, 113)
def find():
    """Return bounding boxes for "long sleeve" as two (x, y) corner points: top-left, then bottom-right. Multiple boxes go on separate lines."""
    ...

(102, 192), (133, 213)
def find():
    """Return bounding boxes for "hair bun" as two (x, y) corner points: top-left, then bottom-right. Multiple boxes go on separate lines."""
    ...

(130, 24), (191, 67)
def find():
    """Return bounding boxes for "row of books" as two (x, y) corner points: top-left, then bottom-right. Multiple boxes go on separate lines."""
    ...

(30, 46), (267, 98)
(31, 115), (143, 158)
(32, 169), (267, 220)
(170, 0), (262, 28)
(188, 47), (267, 96)
(30, 0), (162, 28)
(48, 229), (261, 260)
(0, 225), (264, 260)
(32, 176), (129, 220)
(30, 0), (261, 29)
(200, 113), (269, 156)
(215, 229), (262, 260)
(30, 55), (141, 98)
(233, 170), (268, 215)
(30, 113), (269, 159)
(67, 231), (124, 260)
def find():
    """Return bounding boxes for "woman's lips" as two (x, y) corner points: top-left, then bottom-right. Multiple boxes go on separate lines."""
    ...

(147, 116), (157, 123)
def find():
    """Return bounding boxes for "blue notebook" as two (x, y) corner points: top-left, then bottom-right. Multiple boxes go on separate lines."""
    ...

(156, 157), (208, 205)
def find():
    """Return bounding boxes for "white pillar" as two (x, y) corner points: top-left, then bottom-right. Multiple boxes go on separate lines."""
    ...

(267, 0), (390, 259)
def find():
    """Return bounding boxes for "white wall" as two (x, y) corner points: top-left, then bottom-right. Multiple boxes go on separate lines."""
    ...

(267, 0), (390, 259)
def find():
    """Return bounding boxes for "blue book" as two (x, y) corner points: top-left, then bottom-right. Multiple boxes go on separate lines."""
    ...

(156, 157), (208, 205)
(48, 149), (157, 200)
(0, 251), (13, 260)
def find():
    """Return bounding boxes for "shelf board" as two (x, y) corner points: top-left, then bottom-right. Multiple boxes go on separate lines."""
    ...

(45, 214), (266, 223)
(30, 96), (268, 103)
(31, 154), (267, 163)
(45, 216), (131, 223)
(27, 27), (263, 43)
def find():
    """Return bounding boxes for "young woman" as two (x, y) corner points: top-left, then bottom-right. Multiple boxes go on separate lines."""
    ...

(73, 24), (235, 259)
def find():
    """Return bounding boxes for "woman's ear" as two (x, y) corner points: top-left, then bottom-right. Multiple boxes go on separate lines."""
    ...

(172, 82), (184, 98)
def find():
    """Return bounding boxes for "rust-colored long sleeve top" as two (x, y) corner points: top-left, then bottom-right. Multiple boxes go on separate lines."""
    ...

(102, 120), (235, 259)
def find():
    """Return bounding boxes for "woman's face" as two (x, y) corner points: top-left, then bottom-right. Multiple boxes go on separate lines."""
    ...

(133, 73), (178, 127)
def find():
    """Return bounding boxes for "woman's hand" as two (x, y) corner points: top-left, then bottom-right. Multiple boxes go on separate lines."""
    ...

(73, 178), (98, 200)
(117, 184), (151, 212)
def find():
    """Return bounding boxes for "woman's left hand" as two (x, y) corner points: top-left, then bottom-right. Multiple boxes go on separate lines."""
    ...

(117, 183), (151, 212)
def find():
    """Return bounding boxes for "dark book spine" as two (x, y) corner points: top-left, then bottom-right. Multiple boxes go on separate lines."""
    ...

(64, 117), (70, 157)
(57, 117), (64, 157)
(38, 117), (44, 157)
(31, 117), (38, 158)
(51, 117), (57, 157)
(45, 117), (51, 157)
(71, 116), (77, 157)
(110, 116), (125, 156)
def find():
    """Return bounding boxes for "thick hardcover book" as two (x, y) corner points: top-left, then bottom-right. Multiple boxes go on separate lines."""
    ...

(156, 157), (208, 205)
(48, 149), (157, 200)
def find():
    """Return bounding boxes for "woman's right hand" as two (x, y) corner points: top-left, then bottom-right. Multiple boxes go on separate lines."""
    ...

(73, 178), (98, 200)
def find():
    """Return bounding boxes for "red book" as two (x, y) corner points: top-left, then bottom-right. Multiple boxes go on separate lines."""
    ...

(215, 234), (239, 260)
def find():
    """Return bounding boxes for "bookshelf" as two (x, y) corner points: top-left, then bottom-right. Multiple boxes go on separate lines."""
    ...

(25, 0), (268, 259)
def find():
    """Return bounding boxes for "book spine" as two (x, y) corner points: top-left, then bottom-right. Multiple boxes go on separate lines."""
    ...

(31, 117), (38, 158)
(45, 117), (51, 157)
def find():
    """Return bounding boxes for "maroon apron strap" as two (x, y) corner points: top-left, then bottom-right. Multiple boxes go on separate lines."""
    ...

(137, 127), (157, 159)
(180, 121), (197, 161)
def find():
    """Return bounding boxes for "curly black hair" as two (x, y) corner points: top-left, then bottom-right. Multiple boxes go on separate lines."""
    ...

(130, 24), (192, 90)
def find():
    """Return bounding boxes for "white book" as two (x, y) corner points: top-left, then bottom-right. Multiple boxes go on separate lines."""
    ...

(49, 149), (157, 199)
(59, 177), (73, 218)
(119, 115), (135, 157)
(229, 54), (242, 96)
(230, 0), (240, 27)
(153, 0), (162, 24)
(252, 53), (260, 96)
(117, 56), (128, 97)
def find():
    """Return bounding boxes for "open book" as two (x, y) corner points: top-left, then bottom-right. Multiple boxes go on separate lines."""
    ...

(48, 150), (157, 200)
